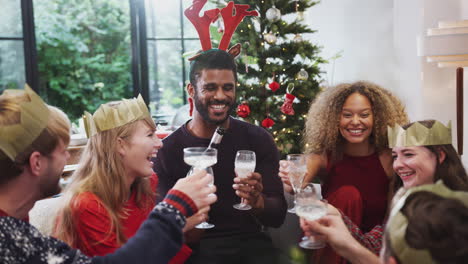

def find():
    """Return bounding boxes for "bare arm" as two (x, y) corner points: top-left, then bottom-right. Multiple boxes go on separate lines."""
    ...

(279, 153), (326, 194)
(303, 153), (327, 186)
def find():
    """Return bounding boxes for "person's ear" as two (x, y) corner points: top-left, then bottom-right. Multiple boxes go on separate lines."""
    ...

(438, 148), (446, 164)
(116, 137), (127, 156)
(187, 82), (195, 98)
(28, 151), (44, 177)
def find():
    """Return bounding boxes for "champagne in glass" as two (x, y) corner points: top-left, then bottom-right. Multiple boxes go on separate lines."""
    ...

(233, 150), (256, 210)
(295, 184), (327, 249)
(183, 147), (217, 229)
(286, 154), (307, 213)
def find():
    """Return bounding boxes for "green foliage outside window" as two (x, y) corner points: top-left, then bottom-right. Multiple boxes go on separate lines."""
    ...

(34, 0), (132, 122)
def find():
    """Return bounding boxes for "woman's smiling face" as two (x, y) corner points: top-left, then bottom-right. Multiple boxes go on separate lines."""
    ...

(392, 146), (440, 188)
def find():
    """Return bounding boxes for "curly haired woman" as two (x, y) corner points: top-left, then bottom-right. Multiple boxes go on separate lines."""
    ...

(280, 81), (408, 263)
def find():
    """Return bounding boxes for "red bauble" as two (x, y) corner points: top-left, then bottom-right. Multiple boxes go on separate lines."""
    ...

(237, 103), (251, 118)
(261, 117), (275, 128)
(268, 81), (280, 92)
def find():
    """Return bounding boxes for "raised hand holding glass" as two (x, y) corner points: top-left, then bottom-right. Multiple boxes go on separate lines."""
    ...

(233, 150), (256, 210)
(183, 147), (217, 229)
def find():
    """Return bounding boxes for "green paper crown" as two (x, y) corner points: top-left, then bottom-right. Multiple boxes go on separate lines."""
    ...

(83, 95), (153, 138)
(387, 121), (452, 148)
(387, 181), (468, 264)
(0, 85), (50, 161)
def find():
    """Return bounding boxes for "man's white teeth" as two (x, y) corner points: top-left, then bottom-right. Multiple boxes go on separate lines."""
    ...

(211, 104), (225, 109)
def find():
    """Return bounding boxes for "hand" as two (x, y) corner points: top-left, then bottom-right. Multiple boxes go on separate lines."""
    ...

(233, 172), (264, 209)
(279, 160), (293, 194)
(300, 214), (358, 258)
(172, 169), (217, 211)
(326, 203), (341, 217)
(183, 206), (210, 232)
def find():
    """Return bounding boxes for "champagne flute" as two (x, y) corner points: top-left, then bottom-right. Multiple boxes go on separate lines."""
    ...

(295, 183), (327, 249)
(183, 147), (217, 229)
(286, 154), (307, 213)
(233, 150), (256, 210)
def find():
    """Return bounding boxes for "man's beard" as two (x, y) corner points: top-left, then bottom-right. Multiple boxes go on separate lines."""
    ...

(193, 94), (234, 125)
(39, 166), (62, 199)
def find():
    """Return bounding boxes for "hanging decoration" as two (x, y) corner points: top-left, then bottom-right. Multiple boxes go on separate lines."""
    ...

(280, 83), (296, 115)
(268, 72), (280, 92)
(236, 102), (251, 118)
(242, 42), (250, 73)
(264, 32), (277, 44)
(269, 81), (280, 92)
(296, 68), (309, 81)
(266, 5), (281, 22)
(293, 34), (303, 43)
(295, 1), (304, 22)
(261, 116), (275, 128)
(296, 11), (305, 21)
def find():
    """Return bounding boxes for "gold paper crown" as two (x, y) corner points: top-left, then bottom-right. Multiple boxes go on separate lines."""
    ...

(387, 181), (468, 264)
(387, 120), (452, 148)
(0, 85), (50, 161)
(83, 94), (154, 138)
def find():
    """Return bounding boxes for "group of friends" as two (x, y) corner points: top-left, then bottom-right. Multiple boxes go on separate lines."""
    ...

(1, 46), (468, 264)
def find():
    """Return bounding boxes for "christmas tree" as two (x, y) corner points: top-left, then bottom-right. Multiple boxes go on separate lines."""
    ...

(214, 0), (325, 156)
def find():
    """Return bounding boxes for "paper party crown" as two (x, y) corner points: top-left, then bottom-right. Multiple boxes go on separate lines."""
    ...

(387, 181), (468, 264)
(83, 94), (154, 138)
(387, 120), (452, 148)
(0, 85), (50, 161)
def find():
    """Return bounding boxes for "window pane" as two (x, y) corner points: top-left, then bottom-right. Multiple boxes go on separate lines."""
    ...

(146, 0), (181, 39)
(34, 0), (132, 122)
(0, 41), (25, 92)
(0, 0), (23, 37)
(148, 39), (184, 125)
(181, 0), (217, 39)
(184, 40), (200, 82)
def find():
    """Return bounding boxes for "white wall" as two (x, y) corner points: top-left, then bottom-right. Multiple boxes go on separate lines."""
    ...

(304, 0), (468, 164)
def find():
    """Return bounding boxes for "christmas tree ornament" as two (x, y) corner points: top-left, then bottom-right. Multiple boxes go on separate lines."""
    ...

(266, 5), (281, 22)
(296, 11), (305, 21)
(293, 33), (303, 43)
(296, 68), (309, 81)
(261, 117), (275, 128)
(268, 81), (280, 92)
(280, 83), (296, 115)
(264, 32), (277, 44)
(268, 72), (280, 92)
(236, 102), (251, 118)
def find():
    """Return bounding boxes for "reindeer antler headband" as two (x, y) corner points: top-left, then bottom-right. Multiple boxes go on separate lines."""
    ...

(185, 0), (258, 59)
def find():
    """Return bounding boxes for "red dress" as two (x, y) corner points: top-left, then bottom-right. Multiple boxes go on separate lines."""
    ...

(315, 152), (389, 264)
(70, 173), (192, 263)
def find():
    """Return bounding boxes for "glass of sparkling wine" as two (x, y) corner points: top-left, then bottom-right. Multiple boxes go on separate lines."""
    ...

(286, 154), (307, 213)
(233, 150), (256, 210)
(295, 183), (328, 249)
(183, 147), (217, 229)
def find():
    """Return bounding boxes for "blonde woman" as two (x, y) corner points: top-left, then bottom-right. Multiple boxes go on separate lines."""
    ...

(280, 81), (408, 263)
(54, 96), (210, 263)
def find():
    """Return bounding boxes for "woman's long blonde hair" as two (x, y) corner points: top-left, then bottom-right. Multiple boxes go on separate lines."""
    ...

(303, 81), (409, 162)
(54, 118), (155, 247)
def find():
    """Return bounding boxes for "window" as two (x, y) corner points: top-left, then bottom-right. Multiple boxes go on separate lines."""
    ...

(144, 0), (215, 125)
(1, 0), (206, 124)
(33, 0), (133, 120)
(0, 0), (27, 92)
